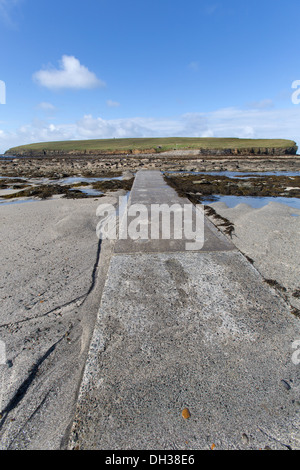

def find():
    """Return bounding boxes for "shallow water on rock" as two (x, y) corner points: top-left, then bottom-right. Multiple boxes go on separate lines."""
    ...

(0, 175), (125, 202)
(55, 176), (123, 185)
(166, 170), (300, 179)
(69, 187), (104, 196)
(166, 170), (300, 210)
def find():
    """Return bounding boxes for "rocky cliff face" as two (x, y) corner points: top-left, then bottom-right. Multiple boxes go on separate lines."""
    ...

(197, 146), (298, 156)
(4, 145), (298, 158)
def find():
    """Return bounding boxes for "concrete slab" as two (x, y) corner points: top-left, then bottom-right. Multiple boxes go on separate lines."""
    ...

(70, 251), (300, 450)
(114, 170), (235, 253)
(69, 170), (300, 450)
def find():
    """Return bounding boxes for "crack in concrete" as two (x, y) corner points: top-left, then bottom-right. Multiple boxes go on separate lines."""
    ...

(258, 427), (293, 450)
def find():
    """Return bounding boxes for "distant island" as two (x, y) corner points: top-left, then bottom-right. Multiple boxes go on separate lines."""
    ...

(5, 137), (298, 157)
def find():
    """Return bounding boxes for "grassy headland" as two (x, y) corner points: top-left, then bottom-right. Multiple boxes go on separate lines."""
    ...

(5, 137), (298, 157)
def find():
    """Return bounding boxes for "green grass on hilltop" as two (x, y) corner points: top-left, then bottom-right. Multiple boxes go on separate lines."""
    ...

(6, 137), (297, 155)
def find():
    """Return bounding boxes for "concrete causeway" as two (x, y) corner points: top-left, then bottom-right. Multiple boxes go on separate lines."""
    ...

(69, 170), (300, 450)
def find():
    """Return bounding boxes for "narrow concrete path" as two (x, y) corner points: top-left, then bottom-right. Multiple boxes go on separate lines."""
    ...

(69, 171), (300, 450)
(115, 170), (234, 253)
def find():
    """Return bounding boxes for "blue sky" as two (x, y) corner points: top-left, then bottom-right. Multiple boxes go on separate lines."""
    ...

(0, 0), (300, 153)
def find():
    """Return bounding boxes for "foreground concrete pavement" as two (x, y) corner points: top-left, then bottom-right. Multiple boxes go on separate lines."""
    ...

(69, 171), (300, 450)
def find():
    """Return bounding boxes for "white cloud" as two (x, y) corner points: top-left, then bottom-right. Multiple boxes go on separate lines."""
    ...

(76, 115), (152, 139)
(106, 100), (120, 108)
(1, 107), (300, 154)
(36, 102), (56, 111)
(33, 55), (106, 90)
(1, 122), (75, 154)
(247, 99), (274, 110)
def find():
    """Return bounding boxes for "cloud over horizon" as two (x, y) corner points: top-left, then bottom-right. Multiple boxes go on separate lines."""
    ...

(33, 55), (106, 90)
(1, 107), (300, 153)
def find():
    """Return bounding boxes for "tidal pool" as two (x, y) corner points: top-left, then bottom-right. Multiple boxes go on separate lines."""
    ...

(165, 170), (300, 179)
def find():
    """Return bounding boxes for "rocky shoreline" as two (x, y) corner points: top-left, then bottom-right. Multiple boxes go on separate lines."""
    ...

(1, 151), (300, 178)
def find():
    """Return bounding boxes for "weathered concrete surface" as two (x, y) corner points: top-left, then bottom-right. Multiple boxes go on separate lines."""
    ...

(69, 171), (300, 450)
(115, 170), (234, 254)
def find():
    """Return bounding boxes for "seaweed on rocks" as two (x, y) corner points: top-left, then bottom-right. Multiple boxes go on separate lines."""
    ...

(164, 173), (300, 200)
(1, 177), (135, 201)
